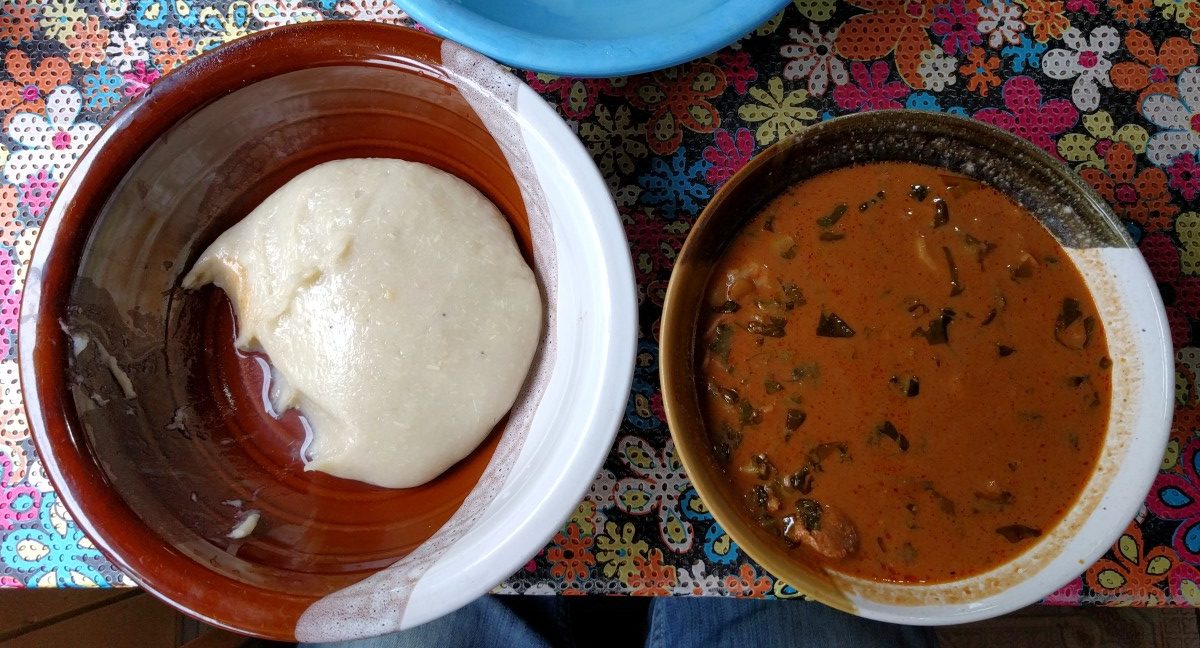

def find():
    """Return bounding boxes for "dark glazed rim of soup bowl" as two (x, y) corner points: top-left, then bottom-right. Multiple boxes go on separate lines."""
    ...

(18, 22), (635, 641)
(660, 111), (1173, 625)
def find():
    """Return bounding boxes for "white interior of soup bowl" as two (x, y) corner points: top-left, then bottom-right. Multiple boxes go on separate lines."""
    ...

(835, 245), (1171, 624)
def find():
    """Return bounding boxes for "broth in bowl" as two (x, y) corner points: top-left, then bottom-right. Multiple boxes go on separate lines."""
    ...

(697, 161), (1110, 584)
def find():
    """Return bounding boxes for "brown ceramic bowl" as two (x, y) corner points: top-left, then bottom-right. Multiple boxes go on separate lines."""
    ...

(660, 111), (1172, 624)
(19, 22), (635, 641)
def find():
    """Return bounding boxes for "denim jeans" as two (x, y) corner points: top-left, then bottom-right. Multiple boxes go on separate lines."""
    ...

(304, 595), (938, 648)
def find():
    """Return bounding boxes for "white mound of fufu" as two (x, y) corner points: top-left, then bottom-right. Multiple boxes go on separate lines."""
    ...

(183, 158), (542, 488)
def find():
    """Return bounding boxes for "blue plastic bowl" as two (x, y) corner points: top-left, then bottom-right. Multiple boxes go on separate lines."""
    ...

(397, 0), (790, 77)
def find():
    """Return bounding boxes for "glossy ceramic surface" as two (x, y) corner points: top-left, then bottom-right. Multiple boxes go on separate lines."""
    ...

(398, 0), (791, 76)
(660, 111), (1173, 624)
(19, 23), (635, 641)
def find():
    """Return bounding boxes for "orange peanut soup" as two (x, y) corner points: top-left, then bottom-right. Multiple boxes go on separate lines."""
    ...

(698, 162), (1111, 584)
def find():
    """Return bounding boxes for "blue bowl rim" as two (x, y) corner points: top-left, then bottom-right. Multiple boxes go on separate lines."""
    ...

(396, 0), (792, 77)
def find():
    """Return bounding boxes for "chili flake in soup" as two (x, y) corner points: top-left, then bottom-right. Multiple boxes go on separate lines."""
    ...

(698, 162), (1110, 584)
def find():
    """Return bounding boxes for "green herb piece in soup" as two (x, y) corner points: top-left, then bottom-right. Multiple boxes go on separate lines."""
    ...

(942, 246), (964, 296)
(716, 385), (740, 405)
(762, 211), (776, 232)
(809, 442), (850, 465)
(781, 282), (805, 309)
(932, 197), (949, 228)
(796, 498), (823, 531)
(913, 309), (956, 345)
(738, 401), (763, 425)
(739, 454), (776, 481)
(1009, 253), (1038, 280)
(787, 467), (815, 494)
(996, 524), (1042, 543)
(747, 316), (788, 338)
(921, 481), (957, 517)
(889, 375), (920, 397)
(960, 232), (998, 268)
(773, 235), (797, 260)
(817, 312), (856, 338)
(1054, 297), (1096, 350)
(906, 299), (930, 318)
(874, 421), (909, 452)
(712, 423), (742, 464)
(750, 484), (781, 513)
(817, 203), (848, 227)
(975, 490), (1015, 505)
(791, 362), (820, 382)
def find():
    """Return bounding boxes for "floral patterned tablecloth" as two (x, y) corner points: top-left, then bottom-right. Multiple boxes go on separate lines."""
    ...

(0, 0), (1198, 605)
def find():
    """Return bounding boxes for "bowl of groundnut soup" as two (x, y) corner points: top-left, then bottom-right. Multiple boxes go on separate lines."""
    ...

(661, 111), (1172, 625)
